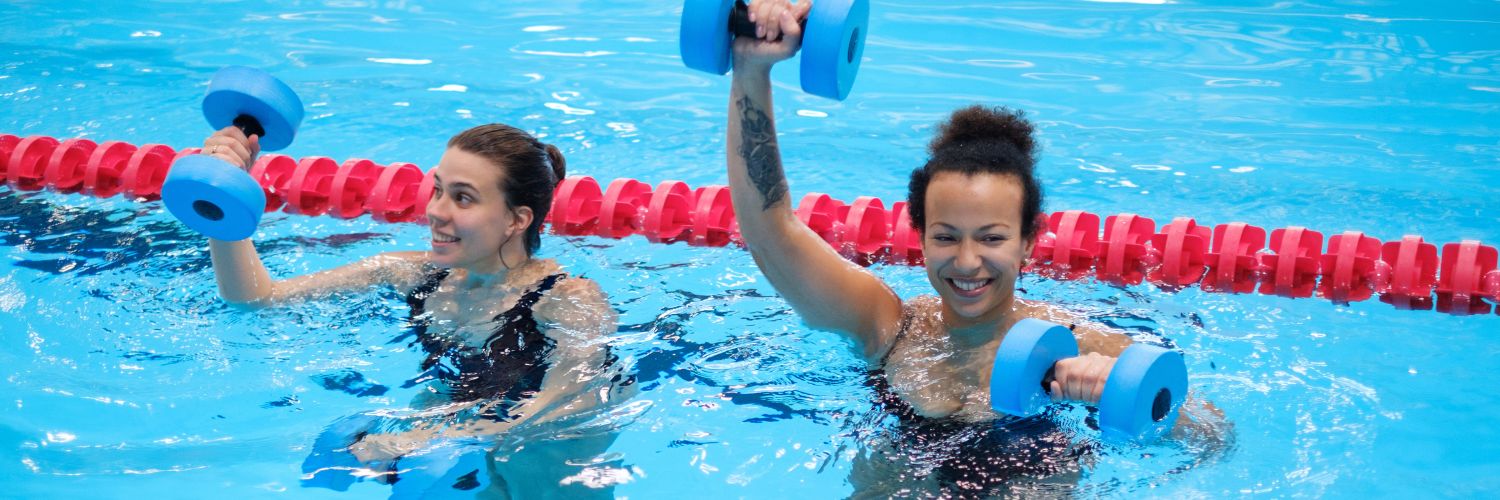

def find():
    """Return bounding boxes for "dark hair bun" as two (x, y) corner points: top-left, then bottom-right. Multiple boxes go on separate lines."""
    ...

(927, 105), (1036, 159)
(543, 143), (567, 180)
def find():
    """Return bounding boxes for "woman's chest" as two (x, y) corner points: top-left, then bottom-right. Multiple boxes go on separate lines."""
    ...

(884, 347), (997, 420)
(419, 293), (524, 348)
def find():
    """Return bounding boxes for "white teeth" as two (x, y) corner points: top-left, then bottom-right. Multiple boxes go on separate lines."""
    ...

(433, 234), (458, 243)
(952, 279), (988, 292)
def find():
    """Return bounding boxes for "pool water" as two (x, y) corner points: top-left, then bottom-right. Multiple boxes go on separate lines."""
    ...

(3, 0), (1499, 497)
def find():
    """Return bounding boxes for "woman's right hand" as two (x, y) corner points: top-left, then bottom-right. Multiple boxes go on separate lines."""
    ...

(202, 125), (260, 170)
(731, 0), (815, 73)
(1048, 352), (1117, 405)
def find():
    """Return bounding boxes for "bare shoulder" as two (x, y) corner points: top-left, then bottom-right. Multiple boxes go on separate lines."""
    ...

(904, 294), (941, 312)
(901, 295), (942, 332)
(1014, 299), (1132, 356)
(535, 274), (615, 336)
(876, 294), (938, 356)
(1014, 299), (1087, 327)
(544, 275), (609, 310)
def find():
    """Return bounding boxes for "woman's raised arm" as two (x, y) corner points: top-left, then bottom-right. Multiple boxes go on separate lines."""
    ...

(725, 0), (903, 361)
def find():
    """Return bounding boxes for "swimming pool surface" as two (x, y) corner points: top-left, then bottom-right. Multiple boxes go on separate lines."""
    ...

(3, 0), (1498, 497)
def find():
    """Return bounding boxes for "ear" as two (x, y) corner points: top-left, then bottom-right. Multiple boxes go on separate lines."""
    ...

(509, 205), (534, 235)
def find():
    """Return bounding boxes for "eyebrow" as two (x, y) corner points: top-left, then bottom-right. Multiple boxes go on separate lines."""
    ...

(432, 175), (479, 192)
(930, 222), (1012, 231)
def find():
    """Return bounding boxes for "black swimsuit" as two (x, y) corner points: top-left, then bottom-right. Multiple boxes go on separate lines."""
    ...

(863, 313), (1092, 495)
(403, 267), (566, 420)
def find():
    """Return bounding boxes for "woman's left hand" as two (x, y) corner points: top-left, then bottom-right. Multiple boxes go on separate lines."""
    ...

(349, 431), (428, 472)
(1048, 352), (1117, 404)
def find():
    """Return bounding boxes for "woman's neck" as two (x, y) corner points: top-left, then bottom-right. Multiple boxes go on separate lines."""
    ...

(942, 297), (1019, 350)
(459, 245), (534, 290)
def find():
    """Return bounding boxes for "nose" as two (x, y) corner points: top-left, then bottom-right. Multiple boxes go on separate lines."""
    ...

(425, 192), (449, 224)
(953, 239), (983, 273)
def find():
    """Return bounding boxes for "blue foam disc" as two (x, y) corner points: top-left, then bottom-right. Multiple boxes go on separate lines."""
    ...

(201, 66), (304, 151)
(680, 0), (736, 75)
(799, 0), (867, 100)
(389, 438), (493, 498)
(1098, 343), (1188, 442)
(160, 155), (266, 241)
(301, 413), (383, 492)
(990, 318), (1079, 417)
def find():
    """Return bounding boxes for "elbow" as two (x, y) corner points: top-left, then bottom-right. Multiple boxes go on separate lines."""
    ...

(217, 284), (274, 310)
(220, 294), (270, 310)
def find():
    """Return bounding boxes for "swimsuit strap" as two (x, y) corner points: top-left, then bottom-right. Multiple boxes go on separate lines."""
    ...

(478, 272), (569, 349)
(405, 266), (452, 314)
(875, 304), (916, 370)
(497, 272), (568, 321)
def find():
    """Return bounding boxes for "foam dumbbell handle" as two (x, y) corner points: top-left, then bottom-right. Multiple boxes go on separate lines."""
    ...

(1097, 343), (1188, 442)
(990, 318), (1079, 417)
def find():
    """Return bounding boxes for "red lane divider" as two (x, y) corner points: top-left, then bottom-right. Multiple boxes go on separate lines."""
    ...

(4, 133), (1497, 316)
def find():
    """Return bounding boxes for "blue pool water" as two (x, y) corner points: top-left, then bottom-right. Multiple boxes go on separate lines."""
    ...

(3, 0), (1499, 497)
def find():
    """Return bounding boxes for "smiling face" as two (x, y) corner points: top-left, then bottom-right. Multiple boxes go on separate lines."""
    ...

(425, 147), (532, 272)
(921, 171), (1037, 327)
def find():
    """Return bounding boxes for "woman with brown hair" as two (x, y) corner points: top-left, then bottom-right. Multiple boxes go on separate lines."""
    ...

(199, 123), (629, 497)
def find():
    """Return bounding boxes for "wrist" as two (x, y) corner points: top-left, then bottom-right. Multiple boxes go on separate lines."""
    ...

(732, 61), (774, 80)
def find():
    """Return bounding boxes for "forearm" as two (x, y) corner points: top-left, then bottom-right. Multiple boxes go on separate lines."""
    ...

(727, 64), (795, 243)
(724, 62), (902, 339)
(1171, 393), (1230, 448)
(207, 238), (276, 306)
(1078, 329), (1133, 357)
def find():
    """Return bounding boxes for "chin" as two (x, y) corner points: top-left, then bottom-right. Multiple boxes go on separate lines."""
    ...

(426, 251), (457, 268)
(945, 294), (1005, 321)
(942, 297), (983, 318)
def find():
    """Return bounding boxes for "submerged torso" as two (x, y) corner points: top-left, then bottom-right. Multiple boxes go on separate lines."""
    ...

(853, 296), (1091, 496)
(402, 265), (567, 417)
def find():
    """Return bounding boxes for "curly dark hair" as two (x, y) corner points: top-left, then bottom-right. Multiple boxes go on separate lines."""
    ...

(906, 105), (1044, 241)
(447, 124), (568, 257)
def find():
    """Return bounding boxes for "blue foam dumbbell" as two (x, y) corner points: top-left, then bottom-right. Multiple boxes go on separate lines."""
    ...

(990, 318), (1188, 441)
(301, 413), (383, 491)
(679, 0), (868, 100)
(161, 66), (304, 241)
(388, 437), (494, 498)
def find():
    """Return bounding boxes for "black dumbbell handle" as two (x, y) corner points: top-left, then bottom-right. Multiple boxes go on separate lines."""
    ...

(728, 0), (808, 41)
(1041, 366), (1057, 394)
(233, 114), (265, 140)
(1040, 360), (1172, 422)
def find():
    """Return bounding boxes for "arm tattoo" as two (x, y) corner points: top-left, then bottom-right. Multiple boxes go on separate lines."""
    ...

(735, 94), (789, 211)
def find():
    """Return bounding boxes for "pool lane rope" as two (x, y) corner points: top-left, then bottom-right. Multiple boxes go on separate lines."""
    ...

(3, 133), (1498, 317)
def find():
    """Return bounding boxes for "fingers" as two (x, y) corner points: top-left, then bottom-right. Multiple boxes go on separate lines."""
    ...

(782, 0), (811, 40)
(1087, 355), (1115, 403)
(1068, 356), (1087, 401)
(751, 0), (804, 41)
(750, 1), (767, 37)
(247, 132), (261, 158)
(1051, 353), (1116, 404)
(762, 1), (784, 40)
(203, 126), (257, 169)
